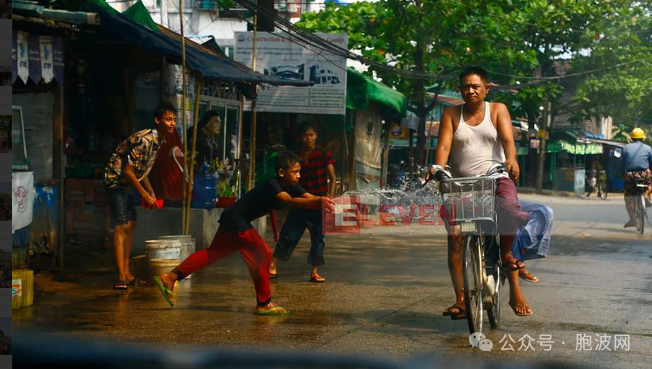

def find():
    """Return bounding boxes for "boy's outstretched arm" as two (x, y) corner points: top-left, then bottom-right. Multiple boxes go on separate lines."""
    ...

(275, 192), (335, 211)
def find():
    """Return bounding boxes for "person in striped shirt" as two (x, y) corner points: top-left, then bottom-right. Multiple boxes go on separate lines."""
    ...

(270, 122), (337, 282)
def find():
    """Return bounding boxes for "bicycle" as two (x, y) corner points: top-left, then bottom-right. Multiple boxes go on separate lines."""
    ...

(586, 170), (607, 200)
(632, 179), (649, 234)
(433, 163), (505, 334)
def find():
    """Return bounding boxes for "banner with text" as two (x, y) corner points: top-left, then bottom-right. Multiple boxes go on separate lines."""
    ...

(234, 32), (348, 115)
(12, 171), (34, 233)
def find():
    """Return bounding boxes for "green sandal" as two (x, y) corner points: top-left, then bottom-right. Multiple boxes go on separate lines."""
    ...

(255, 306), (289, 316)
(153, 276), (175, 307)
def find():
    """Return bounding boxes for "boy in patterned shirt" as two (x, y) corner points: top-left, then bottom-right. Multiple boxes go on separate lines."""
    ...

(104, 101), (177, 290)
(270, 122), (336, 282)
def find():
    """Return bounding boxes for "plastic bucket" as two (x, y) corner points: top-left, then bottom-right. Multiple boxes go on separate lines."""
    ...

(147, 259), (180, 282)
(158, 235), (195, 260)
(157, 235), (195, 278)
(145, 239), (181, 260)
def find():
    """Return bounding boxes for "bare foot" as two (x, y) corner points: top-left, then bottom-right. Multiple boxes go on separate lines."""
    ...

(269, 258), (278, 276)
(159, 272), (177, 293)
(509, 299), (533, 316)
(519, 268), (539, 283)
(442, 301), (465, 316)
(508, 287), (532, 316)
(310, 274), (326, 283)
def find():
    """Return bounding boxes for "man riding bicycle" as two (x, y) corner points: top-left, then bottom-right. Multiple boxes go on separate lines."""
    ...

(621, 128), (652, 228)
(434, 67), (533, 318)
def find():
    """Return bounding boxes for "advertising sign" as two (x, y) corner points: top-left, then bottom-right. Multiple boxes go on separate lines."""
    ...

(234, 32), (348, 115)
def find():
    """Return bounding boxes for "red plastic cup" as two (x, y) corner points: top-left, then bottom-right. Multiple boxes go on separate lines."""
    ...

(142, 199), (164, 209)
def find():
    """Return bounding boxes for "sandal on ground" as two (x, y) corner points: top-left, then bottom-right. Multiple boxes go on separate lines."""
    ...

(519, 269), (539, 283)
(309, 276), (326, 283)
(153, 276), (175, 307)
(450, 307), (467, 320)
(269, 273), (278, 279)
(127, 278), (136, 286)
(114, 280), (129, 290)
(503, 260), (525, 271)
(255, 305), (289, 316)
(509, 300), (533, 316)
(442, 304), (464, 317)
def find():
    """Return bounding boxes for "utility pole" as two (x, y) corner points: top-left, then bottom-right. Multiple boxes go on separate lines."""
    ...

(536, 101), (552, 190)
(160, 0), (168, 28)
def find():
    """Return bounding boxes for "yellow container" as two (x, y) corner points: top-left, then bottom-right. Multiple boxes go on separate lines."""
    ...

(12, 268), (34, 310)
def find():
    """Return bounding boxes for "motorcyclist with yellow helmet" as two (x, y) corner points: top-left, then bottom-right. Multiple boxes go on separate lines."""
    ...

(621, 128), (652, 227)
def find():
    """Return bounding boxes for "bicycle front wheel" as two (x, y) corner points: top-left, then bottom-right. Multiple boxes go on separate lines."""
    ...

(463, 235), (484, 334)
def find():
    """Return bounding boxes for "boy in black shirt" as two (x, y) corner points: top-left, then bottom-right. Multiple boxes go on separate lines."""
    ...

(154, 151), (335, 315)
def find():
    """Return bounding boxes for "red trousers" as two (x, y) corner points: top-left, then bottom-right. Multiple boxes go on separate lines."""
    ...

(175, 227), (272, 305)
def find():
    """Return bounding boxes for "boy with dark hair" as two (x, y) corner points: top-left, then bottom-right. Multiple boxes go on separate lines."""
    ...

(154, 151), (335, 314)
(104, 101), (177, 290)
(270, 122), (336, 283)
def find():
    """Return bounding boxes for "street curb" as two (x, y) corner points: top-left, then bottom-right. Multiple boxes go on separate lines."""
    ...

(517, 187), (582, 198)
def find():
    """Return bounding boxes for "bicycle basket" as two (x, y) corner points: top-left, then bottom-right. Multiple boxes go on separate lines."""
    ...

(440, 177), (497, 224)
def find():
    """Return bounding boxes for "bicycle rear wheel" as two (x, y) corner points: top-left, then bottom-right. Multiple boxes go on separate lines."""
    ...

(486, 239), (501, 329)
(463, 235), (483, 334)
(599, 181), (608, 200)
(636, 194), (645, 234)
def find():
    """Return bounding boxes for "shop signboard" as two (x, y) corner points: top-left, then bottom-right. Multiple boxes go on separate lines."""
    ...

(234, 32), (348, 115)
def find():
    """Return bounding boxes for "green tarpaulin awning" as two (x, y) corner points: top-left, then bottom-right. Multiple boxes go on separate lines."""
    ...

(123, 1), (159, 33)
(346, 68), (407, 117)
(546, 140), (602, 155)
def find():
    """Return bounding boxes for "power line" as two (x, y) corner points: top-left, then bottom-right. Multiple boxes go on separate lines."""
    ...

(204, 0), (652, 90)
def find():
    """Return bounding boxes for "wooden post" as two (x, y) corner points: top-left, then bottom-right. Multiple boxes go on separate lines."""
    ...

(238, 94), (244, 198)
(248, 99), (257, 191)
(381, 121), (391, 187)
(184, 75), (203, 234)
(536, 101), (552, 190)
(53, 83), (65, 271)
(248, 2), (259, 191)
(180, 0), (188, 232)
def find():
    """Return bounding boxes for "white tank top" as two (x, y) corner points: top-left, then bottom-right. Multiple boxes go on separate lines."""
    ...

(449, 102), (507, 178)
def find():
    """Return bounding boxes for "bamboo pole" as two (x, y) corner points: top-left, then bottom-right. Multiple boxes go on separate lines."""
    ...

(184, 75), (203, 234)
(180, 0), (188, 233)
(248, 0), (259, 191)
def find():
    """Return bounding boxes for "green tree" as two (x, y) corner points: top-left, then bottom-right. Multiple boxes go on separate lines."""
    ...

(299, 0), (652, 187)
(298, 0), (539, 167)
(570, 1), (652, 145)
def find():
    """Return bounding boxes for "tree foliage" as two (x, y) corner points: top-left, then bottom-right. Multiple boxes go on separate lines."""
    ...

(297, 0), (652, 164)
(570, 1), (652, 140)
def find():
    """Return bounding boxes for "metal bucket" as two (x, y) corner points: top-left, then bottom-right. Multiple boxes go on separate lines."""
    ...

(145, 239), (181, 261)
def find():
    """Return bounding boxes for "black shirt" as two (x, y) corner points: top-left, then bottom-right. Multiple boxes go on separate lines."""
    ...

(219, 177), (306, 233)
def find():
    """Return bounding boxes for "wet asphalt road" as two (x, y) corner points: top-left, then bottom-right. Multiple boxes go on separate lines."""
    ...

(13, 193), (652, 369)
